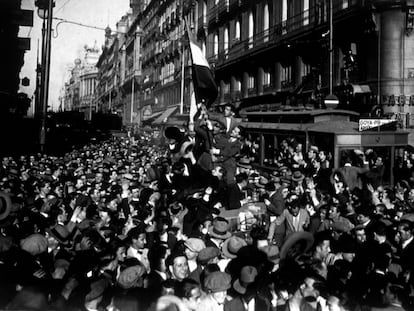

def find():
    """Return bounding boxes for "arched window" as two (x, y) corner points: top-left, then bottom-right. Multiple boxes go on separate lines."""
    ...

(263, 4), (269, 42)
(248, 11), (254, 48)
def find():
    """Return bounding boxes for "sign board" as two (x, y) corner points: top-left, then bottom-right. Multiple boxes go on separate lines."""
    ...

(358, 119), (395, 131)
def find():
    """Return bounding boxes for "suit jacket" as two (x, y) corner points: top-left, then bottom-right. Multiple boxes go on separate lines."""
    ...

(279, 208), (310, 238)
(215, 137), (241, 184)
(145, 270), (165, 293)
(226, 183), (245, 210)
(266, 190), (285, 216)
(398, 238), (414, 273)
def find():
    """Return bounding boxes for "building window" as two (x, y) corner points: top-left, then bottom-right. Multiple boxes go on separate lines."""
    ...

(248, 74), (255, 89)
(203, 1), (207, 24)
(282, 0), (287, 34)
(302, 60), (311, 78)
(224, 26), (229, 55)
(263, 4), (269, 42)
(248, 11), (254, 48)
(303, 0), (309, 25)
(264, 70), (271, 87)
(235, 18), (241, 42)
(342, 0), (348, 9)
(235, 78), (241, 91)
(281, 65), (292, 88)
(214, 33), (219, 57)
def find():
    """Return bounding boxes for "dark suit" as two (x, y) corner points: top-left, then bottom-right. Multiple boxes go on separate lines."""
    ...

(215, 136), (241, 184)
(398, 238), (414, 281)
(226, 183), (244, 210)
(266, 190), (286, 247)
(145, 270), (165, 297)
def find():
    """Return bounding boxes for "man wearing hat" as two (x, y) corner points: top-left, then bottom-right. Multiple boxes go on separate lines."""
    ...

(184, 238), (206, 273)
(225, 265), (272, 311)
(206, 217), (232, 249)
(198, 271), (231, 311)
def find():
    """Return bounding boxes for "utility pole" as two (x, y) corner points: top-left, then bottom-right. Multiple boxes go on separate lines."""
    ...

(39, 0), (54, 153)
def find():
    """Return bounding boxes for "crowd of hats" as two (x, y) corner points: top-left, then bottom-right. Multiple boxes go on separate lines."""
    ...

(1, 136), (414, 311)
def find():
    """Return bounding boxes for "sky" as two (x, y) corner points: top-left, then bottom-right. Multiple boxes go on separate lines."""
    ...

(19, 0), (131, 112)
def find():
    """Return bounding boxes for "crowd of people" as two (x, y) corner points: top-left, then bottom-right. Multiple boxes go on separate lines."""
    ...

(1, 104), (414, 311)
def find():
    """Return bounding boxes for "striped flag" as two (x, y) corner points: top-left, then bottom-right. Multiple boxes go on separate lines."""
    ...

(185, 17), (218, 109)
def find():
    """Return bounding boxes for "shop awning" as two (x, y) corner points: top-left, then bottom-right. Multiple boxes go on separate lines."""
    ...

(152, 106), (178, 125)
(351, 84), (371, 94)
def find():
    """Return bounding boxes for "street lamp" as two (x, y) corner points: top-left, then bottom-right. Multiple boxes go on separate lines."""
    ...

(35, 0), (54, 153)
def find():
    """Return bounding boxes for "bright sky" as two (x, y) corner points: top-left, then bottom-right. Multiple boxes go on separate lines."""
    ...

(19, 0), (130, 112)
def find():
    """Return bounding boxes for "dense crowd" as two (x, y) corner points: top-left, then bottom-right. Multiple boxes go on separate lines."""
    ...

(1, 104), (414, 311)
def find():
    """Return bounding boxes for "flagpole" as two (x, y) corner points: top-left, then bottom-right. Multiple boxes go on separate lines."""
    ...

(180, 18), (187, 115)
(180, 36), (185, 115)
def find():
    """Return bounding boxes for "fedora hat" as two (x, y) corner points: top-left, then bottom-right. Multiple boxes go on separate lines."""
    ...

(222, 236), (247, 259)
(291, 170), (305, 182)
(208, 217), (231, 240)
(233, 265), (258, 294)
(237, 157), (252, 169)
(279, 232), (314, 260)
(164, 126), (183, 142)
(0, 192), (12, 221)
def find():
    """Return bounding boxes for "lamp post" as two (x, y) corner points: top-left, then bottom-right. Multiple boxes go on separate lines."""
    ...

(36, 0), (54, 153)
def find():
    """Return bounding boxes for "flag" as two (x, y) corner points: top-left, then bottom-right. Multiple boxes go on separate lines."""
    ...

(185, 17), (218, 109)
(189, 90), (197, 124)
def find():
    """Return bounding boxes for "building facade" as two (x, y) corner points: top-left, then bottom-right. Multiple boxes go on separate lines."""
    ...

(193, 0), (414, 127)
(62, 45), (100, 119)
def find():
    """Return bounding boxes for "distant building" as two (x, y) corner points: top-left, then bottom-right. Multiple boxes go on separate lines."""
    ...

(63, 43), (100, 119)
